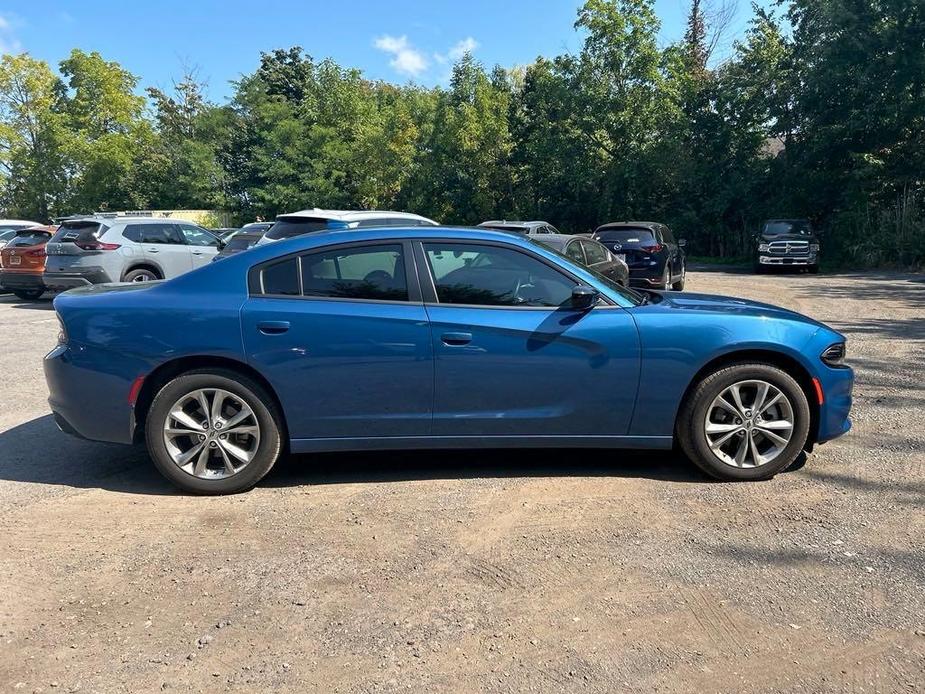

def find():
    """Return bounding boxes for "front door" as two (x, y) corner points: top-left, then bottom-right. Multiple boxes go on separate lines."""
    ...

(138, 223), (192, 277)
(178, 224), (220, 268)
(242, 241), (433, 440)
(418, 241), (640, 437)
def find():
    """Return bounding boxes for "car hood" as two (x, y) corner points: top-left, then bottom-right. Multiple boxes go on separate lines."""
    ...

(657, 291), (828, 330)
(760, 234), (817, 242)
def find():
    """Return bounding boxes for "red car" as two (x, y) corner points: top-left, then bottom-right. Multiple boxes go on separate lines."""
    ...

(0, 225), (57, 300)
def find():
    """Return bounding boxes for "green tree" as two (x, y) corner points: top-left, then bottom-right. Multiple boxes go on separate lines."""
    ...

(0, 54), (68, 220)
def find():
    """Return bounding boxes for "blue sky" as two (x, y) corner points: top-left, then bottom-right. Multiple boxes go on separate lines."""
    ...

(0, 1), (774, 100)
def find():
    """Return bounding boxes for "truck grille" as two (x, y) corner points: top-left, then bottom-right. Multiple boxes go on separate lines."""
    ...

(768, 240), (809, 256)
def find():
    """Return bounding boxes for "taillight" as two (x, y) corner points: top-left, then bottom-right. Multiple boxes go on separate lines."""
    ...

(26, 248), (46, 258)
(640, 243), (663, 253)
(75, 240), (120, 251)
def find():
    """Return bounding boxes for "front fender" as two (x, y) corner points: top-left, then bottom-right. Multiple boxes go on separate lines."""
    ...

(627, 307), (824, 437)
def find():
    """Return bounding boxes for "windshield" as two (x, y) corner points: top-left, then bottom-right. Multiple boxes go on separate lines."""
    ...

(479, 224), (528, 234)
(265, 217), (347, 240)
(763, 221), (812, 236)
(8, 230), (52, 247)
(527, 237), (646, 306)
(224, 235), (258, 251)
(594, 228), (655, 245)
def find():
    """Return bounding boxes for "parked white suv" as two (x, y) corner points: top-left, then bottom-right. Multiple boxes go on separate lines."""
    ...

(44, 217), (221, 290)
(256, 209), (438, 245)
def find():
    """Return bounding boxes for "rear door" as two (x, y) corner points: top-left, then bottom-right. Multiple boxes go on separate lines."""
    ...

(178, 224), (221, 268)
(242, 241), (433, 440)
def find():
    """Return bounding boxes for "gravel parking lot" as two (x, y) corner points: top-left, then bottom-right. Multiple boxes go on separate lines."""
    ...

(0, 269), (923, 693)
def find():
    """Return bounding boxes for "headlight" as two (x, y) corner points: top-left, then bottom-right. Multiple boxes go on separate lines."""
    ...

(758, 243), (770, 252)
(821, 342), (846, 367)
(810, 243), (820, 253)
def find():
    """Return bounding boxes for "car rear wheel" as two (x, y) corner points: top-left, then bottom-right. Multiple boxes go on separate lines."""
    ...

(13, 288), (44, 300)
(671, 265), (686, 291)
(124, 268), (159, 283)
(677, 363), (810, 481)
(145, 369), (284, 494)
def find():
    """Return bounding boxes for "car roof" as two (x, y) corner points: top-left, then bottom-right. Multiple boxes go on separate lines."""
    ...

(534, 233), (584, 247)
(278, 209), (437, 223)
(60, 216), (198, 226)
(478, 220), (549, 228)
(596, 221), (661, 230)
(0, 219), (41, 226)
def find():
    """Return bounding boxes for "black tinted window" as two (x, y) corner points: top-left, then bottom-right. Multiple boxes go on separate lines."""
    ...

(581, 240), (608, 264)
(301, 245), (407, 301)
(261, 258), (300, 295)
(424, 243), (575, 307)
(123, 223), (182, 244)
(661, 226), (676, 244)
(54, 222), (107, 243)
(594, 228), (655, 245)
(8, 230), (52, 247)
(225, 235), (258, 251)
(265, 217), (339, 240)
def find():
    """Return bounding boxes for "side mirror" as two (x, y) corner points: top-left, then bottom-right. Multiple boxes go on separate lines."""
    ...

(216, 240), (226, 250)
(678, 238), (687, 248)
(571, 285), (599, 310)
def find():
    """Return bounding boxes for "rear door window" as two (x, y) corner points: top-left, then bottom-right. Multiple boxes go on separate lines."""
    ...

(565, 241), (586, 264)
(301, 244), (407, 301)
(123, 223), (183, 245)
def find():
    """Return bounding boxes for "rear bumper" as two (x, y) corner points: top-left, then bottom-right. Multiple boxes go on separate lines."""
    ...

(0, 271), (44, 291)
(43, 267), (113, 290)
(44, 344), (136, 444)
(628, 264), (667, 286)
(759, 255), (817, 266)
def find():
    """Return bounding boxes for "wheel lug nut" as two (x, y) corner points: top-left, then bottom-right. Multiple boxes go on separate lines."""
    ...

(202, 422), (209, 429)
(735, 419), (742, 425)
(219, 434), (226, 440)
(737, 430), (746, 437)
(199, 434), (206, 441)
(209, 441), (217, 448)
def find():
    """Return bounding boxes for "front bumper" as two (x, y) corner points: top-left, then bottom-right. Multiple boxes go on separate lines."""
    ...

(43, 267), (113, 290)
(816, 365), (854, 443)
(759, 255), (817, 266)
(0, 271), (44, 291)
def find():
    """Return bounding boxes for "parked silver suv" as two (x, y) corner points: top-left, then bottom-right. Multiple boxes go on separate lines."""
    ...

(44, 217), (221, 290)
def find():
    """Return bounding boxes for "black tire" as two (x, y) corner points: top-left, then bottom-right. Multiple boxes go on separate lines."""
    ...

(671, 265), (686, 291)
(13, 288), (44, 300)
(123, 267), (160, 283)
(145, 369), (284, 494)
(676, 362), (811, 481)
(808, 264), (819, 274)
(753, 262), (764, 274)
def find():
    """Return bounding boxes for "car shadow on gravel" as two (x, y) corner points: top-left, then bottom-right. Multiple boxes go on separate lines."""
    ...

(1, 415), (718, 494)
(0, 294), (54, 310)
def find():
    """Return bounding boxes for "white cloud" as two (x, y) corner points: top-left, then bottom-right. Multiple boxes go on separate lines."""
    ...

(434, 37), (479, 65)
(374, 35), (428, 78)
(0, 14), (22, 54)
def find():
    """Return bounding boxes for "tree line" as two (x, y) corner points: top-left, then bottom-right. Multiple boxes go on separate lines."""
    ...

(1, 0), (923, 266)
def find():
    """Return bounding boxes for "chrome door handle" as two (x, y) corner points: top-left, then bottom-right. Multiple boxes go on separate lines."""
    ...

(441, 332), (472, 346)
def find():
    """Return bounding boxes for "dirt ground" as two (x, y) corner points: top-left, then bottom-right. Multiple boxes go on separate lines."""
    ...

(0, 269), (923, 694)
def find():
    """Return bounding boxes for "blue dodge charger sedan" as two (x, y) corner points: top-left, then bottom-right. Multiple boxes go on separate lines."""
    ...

(44, 227), (853, 494)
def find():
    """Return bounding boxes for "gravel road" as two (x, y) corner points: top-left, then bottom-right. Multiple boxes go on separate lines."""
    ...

(0, 270), (923, 693)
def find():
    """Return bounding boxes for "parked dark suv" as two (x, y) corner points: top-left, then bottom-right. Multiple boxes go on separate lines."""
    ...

(592, 221), (686, 290)
(755, 219), (819, 273)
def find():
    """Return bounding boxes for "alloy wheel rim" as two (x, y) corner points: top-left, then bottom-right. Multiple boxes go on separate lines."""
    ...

(704, 379), (794, 469)
(132, 273), (153, 282)
(163, 388), (260, 479)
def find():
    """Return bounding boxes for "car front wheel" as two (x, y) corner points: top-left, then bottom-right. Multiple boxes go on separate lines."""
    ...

(677, 363), (811, 481)
(145, 369), (284, 494)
